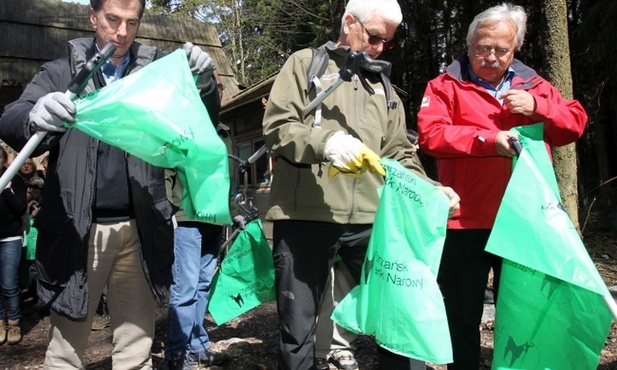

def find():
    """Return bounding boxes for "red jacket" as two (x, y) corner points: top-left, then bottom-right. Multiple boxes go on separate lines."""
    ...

(417, 53), (587, 229)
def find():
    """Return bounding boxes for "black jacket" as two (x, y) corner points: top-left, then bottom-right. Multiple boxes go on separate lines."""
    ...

(0, 38), (203, 318)
(0, 167), (27, 239)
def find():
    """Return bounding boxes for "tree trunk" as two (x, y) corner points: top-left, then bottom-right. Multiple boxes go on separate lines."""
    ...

(541, 0), (581, 229)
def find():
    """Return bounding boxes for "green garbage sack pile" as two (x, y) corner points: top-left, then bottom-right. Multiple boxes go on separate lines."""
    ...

(486, 123), (613, 369)
(72, 49), (231, 224)
(333, 158), (453, 364)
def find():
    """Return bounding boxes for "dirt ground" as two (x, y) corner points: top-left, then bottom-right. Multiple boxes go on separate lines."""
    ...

(1, 228), (616, 370)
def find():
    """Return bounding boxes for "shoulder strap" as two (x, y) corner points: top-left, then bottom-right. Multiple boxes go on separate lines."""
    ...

(379, 73), (398, 110)
(306, 48), (330, 92)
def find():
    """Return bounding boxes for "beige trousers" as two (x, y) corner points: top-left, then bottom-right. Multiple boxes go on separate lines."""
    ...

(43, 220), (156, 370)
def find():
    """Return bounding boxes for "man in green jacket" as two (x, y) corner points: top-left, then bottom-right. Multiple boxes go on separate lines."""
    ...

(262, 0), (460, 369)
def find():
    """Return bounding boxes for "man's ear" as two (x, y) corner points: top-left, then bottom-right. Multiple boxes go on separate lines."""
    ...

(89, 8), (97, 30)
(342, 14), (356, 36)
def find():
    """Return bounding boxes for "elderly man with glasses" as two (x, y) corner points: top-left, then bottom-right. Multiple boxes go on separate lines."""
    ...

(417, 3), (587, 369)
(262, 0), (460, 369)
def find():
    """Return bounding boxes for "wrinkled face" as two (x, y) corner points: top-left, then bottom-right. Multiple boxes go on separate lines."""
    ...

(90, 0), (142, 64)
(342, 13), (398, 60)
(467, 21), (517, 86)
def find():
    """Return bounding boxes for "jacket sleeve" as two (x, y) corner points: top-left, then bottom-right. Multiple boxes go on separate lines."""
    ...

(262, 51), (336, 165)
(529, 81), (588, 147)
(379, 94), (432, 180)
(2, 175), (27, 219)
(0, 59), (69, 154)
(198, 74), (221, 127)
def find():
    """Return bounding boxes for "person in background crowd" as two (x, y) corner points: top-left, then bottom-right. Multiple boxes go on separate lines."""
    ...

(164, 70), (229, 370)
(0, 0), (216, 367)
(262, 0), (460, 369)
(417, 3), (587, 369)
(23, 177), (44, 304)
(0, 145), (27, 345)
(18, 158), (38, 183)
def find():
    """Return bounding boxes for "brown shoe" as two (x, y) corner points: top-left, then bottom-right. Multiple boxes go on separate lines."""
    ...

(7, 320), (21, 345)
(0, 320), (6, 345)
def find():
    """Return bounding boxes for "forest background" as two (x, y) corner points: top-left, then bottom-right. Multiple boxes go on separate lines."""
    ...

(148, 0), (617, 236)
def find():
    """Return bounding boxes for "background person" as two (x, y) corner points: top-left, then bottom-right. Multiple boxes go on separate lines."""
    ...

(417, 3), (588, 369)
(262, 0), (460, 369)
(164, 70), (229, 370)
(17, 158), (39, 184)
(0, 145), (27, 345)
(0, 0), (215, 367)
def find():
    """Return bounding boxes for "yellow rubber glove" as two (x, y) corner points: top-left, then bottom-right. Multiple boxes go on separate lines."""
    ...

(324, 131), (385, 178)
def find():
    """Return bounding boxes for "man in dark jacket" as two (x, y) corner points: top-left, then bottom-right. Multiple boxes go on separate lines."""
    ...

(0, 0), (217, 368)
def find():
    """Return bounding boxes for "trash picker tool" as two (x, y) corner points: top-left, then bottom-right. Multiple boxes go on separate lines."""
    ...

(219, 145), (268, 254)
(0, 43), (116, 190)
(302, 51), (391, 119)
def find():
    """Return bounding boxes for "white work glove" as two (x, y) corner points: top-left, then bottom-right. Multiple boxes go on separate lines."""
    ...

(233, 215), (247, 230)
(324, 131), (385, 178)
(183, 42), (216, 78)
(28, 92), (76, 132)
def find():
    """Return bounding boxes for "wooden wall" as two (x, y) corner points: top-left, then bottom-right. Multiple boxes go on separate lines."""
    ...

(0, 0), (239, 104)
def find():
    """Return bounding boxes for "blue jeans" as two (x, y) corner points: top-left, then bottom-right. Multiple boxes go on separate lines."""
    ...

(166, 222), (222, 357)
(0, 238), (23, 322)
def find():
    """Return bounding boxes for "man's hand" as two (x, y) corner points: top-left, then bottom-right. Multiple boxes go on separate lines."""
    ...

(183, 42), (216, 78)
(500, 90), (536, 116)
(495, 131), (519, 157)
(324, 131), (385, 178)
(438, 186), (460, 218)
(28, 92), (76, 132)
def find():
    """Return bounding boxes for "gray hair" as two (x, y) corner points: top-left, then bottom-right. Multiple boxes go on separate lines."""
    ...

(466, 3), (527, 51)
(340, 0), (403, 33)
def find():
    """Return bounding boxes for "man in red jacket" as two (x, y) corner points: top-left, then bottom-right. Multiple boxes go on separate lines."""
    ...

(417, 3), (587, 369)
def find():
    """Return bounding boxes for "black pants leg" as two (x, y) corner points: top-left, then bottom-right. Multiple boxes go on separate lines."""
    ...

(438, 229), (501, 370)
(272, 220), (370, 370)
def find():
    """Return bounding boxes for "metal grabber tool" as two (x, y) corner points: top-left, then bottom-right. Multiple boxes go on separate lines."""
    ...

(302, 51), (392, 119)
(0, 42), (116, 190)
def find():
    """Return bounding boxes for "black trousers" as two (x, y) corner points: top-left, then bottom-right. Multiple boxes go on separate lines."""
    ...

(273, 220), (369, 370)
(273, 220), (425, 370)
(438, 229), (502, 370)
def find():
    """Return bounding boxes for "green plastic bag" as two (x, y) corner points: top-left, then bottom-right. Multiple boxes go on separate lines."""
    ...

(486, 123), (613, 369)
(72, 49), (231, 224)
(332, 158), (453, 364)
(208, 219), (276, 324)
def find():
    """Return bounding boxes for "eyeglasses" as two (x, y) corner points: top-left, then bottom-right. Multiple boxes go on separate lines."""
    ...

(356, 19), (395, 51)
(473, 46), (512, 58)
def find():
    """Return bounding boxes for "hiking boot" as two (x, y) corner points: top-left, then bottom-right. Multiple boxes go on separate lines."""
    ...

(315, 357), (330, 370)
(0, 320), (6, 345)
(329, 349), (359, 370)
(193, 349), (229, 366)
(7, 320), (21, 345)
